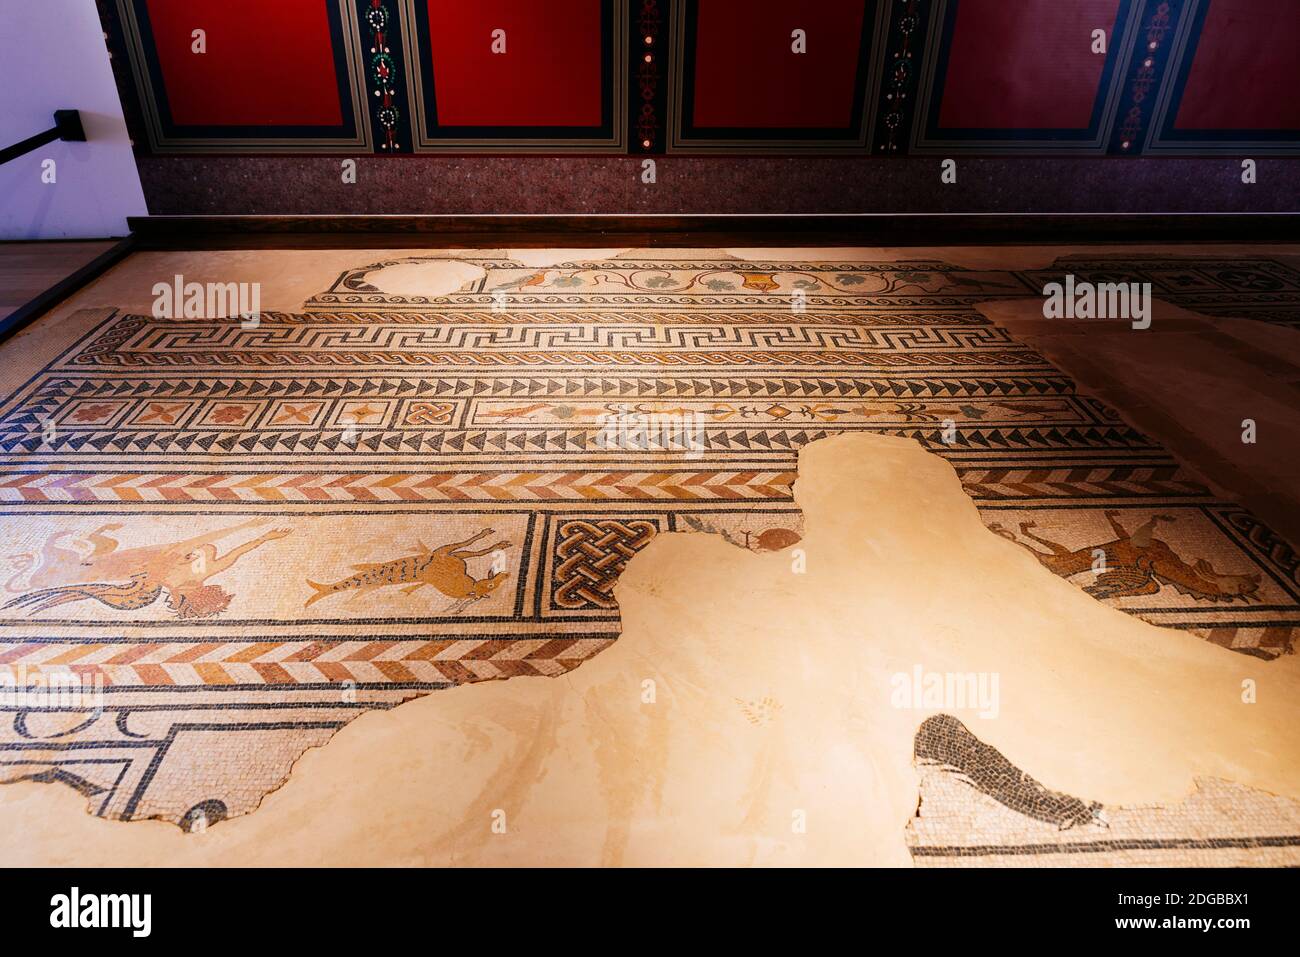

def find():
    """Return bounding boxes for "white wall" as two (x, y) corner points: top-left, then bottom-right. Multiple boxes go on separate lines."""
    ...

(0, 0), (147, 239)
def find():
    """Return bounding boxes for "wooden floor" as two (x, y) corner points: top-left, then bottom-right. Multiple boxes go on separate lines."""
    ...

(0, 241), (117, 324)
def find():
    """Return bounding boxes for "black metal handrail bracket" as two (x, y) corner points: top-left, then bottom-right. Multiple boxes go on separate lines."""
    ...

(0, 110), (86, 166)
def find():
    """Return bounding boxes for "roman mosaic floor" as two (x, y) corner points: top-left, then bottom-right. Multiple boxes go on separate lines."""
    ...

(1, 247), (1298, 866)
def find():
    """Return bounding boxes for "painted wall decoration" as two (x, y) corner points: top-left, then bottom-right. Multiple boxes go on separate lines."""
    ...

(912, 0), (1142, 154)
(99, 0), (1299, 156)
(666, 0), (888, 153)
(1144, 0), (1300, 154)
(401, 0), (627, 153)
(111, 0), (373, 153)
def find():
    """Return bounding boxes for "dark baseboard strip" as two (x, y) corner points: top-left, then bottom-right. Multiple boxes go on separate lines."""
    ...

(0, 237), (137, 345)
(126, 213), (1300, 249)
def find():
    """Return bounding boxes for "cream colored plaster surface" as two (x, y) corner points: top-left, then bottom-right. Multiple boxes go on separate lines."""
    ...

(352, 259), (487, 297)
(2, 434), (1297, 867)
(979, 296), (1300, 543)
(509, 248), (632, 267)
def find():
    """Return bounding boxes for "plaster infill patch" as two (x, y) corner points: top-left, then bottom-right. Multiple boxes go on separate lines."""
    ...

(347, 259), (488, 299)
(508, 249), (632, 268)
(975, 294), (1300, 550)
(2, 433), (1299, 866)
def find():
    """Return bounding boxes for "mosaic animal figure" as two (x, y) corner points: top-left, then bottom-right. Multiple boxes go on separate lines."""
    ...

(304, 528), (511, 614)
(5, 530), (88, 594)
(915, 715), (1105, 830)
(990, 511), (1261, 603)
(2, 520), (290, 619)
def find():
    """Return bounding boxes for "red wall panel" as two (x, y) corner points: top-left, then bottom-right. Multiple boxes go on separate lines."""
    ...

(690, 0), (868, 129)
(145, 0), (344, 127)
(937, 0), (1120, 130)
(424, 0), (603, 127)
(1175, 0), (1300, 131)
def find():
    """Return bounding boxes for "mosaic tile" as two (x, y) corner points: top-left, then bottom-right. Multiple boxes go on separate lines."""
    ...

(0, 252), (1297, 833)
(908, 715), (1300, 867)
